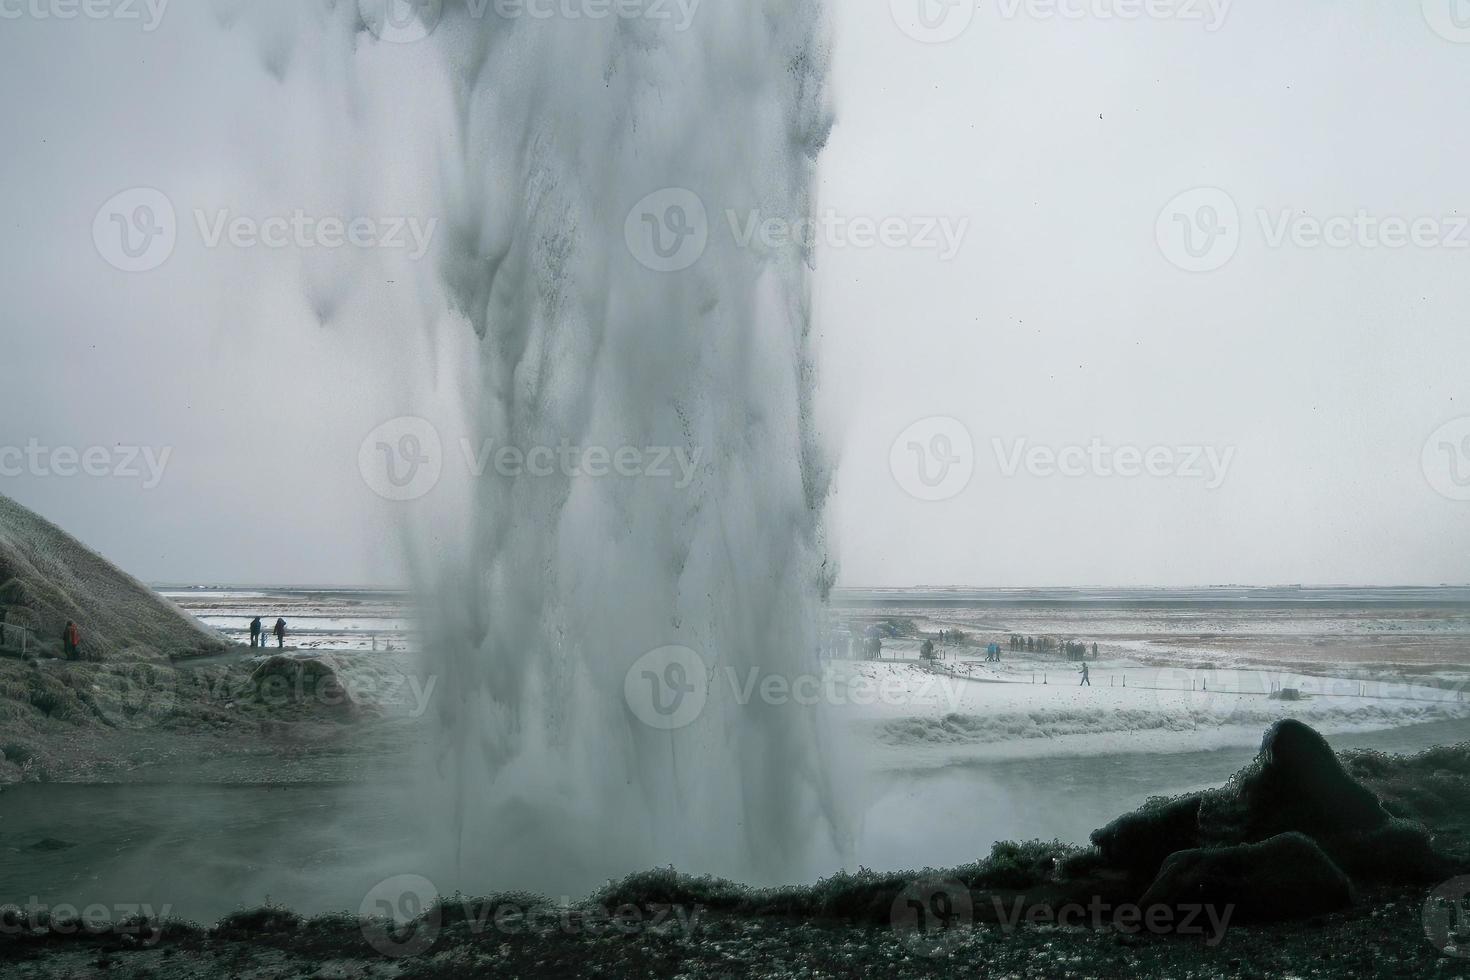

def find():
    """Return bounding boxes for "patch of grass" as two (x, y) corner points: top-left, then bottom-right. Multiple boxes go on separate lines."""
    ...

(590, 839), (1081, 924)
(0, 911), (202, 962)
(1, 741), (36, 765)
(431, 892), (554, 929)
(1344, 742), (1470, 825)
(212, 904), (302, 939)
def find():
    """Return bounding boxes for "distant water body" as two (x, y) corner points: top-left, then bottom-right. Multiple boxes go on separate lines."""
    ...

(835, 585), (1470, 607)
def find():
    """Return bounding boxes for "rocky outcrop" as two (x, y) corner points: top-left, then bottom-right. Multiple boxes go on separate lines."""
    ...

(248, 655), (355, 715)
(1230, 719), (1390, 838)
(1092, 792), (1205, 881)
(1138, 832), (1353, 922)
(1089, 719), (1444, 923)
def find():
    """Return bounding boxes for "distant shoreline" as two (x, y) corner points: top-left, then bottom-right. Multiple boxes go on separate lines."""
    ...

(831, 585), (1470, 608)
(154, 584), (1470, 602)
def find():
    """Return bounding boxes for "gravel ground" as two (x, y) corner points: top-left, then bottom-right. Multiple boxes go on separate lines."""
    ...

(3, 893), (1470, 980)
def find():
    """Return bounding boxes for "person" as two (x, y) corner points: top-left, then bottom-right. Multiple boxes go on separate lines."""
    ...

(62, 621), (81, 660)
(1092, 642), (1098, 659)
(920, 638), (935, 660)
(274, 618), (287, 649)
(1079, 662), (1091, 686)
(249, 617), (262, 649)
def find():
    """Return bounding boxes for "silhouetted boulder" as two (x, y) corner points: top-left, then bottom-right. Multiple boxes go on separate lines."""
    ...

(1314, 817), (1441, 884)
(1232, 719), (1390, 839)
(1091, 793), (1204, 881)
(1139, 832), (1352, 923)
(1087, 720), (1443, 908)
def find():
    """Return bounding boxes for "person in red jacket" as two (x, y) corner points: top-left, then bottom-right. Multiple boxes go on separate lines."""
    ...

(62, 621), (81, 660)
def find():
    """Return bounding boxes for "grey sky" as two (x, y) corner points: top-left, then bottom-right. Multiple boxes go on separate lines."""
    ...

(2, 2), (1468, 587)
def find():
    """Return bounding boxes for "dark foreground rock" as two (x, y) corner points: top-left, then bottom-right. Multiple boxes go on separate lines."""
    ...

(1138, 832), (1353, 922)
(1092, 791), (1205, 881)
(1091, 719), (1445, 923)
(1233, 719), (1391, 838)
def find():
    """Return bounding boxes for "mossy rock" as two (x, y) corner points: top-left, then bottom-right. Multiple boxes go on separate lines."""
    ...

(1091, 793), (1204, 881)
(1090, 720), (1441, 896)
(1138, 832), (1352, 923)
(248, 656), (355, 713)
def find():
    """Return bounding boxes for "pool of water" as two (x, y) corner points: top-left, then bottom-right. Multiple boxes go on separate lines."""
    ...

(5, 717), (1467, 923)
(854, 717), (1470, 872)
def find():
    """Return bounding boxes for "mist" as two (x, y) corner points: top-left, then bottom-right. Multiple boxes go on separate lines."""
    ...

(3, 4), (1467, 589)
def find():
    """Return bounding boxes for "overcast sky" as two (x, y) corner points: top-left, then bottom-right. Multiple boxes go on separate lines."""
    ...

(2, 1), (1468, 587)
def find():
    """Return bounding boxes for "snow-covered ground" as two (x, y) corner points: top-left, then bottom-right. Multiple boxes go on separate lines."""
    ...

(160, 588), (416, 653)
(157, 587), (1470, 767)
(826, 642), (1470, 770)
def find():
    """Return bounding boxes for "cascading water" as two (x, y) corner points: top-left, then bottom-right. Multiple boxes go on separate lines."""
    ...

(395, 1), (847, 894)
(218, 0), (845, 897)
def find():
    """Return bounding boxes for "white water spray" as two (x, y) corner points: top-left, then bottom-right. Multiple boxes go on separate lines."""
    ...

(398, 3), (844, 894)
(214, 0), (844, 895)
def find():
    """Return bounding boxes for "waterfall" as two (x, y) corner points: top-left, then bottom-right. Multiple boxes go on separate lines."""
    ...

(390, 1), (846, 894)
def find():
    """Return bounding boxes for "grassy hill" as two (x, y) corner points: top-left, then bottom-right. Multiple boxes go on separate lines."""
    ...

(0, 494), (226, 661)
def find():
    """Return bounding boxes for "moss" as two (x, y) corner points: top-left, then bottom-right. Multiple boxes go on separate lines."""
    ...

(1139, 832), (1353, 923)
(972, 838), (1081, 890)
(0, 741), (36, 765)
(1316, 818), (1442, 883)
(212, 904), (302, 939)
(1091, 792), (1205, 880)
(1343, 742), (1470, 827)
(588, 839), (1079, 925)
(1057, 847), (1109, 880)
(431, 892), (554, 929)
